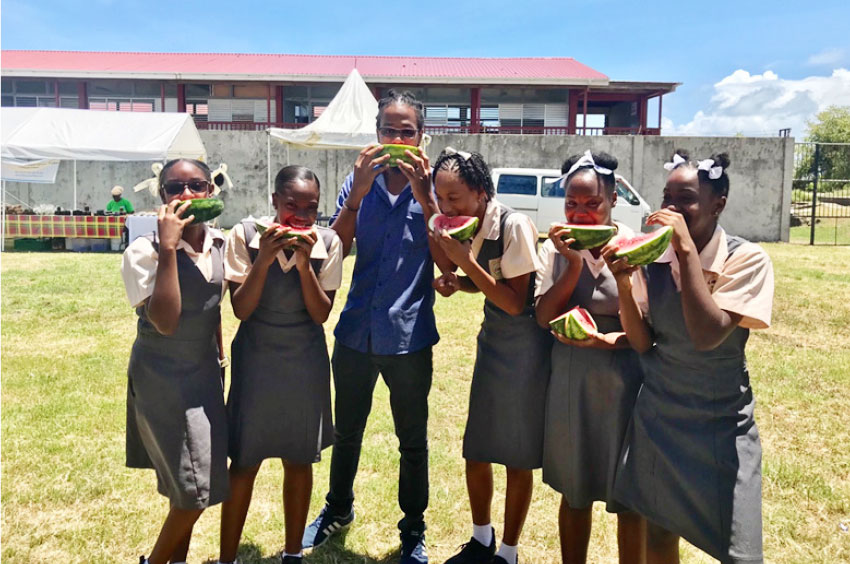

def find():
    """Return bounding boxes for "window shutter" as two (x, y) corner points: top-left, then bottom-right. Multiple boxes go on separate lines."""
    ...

(544, 104), (568, 127)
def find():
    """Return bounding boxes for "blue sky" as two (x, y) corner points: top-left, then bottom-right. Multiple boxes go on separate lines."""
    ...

(2, 0), (849, 137)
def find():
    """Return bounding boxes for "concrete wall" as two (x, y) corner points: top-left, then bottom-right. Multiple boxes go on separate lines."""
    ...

(3, 133), (794, 242)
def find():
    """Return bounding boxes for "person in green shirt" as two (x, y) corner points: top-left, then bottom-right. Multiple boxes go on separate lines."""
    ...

(107, 185), (135, 214)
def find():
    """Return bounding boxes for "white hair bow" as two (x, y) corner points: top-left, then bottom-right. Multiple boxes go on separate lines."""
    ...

(697, 159), (724, 180)
(210, 163), (233, 196)
(565, 150), (613, 178)
(133, 162), (164, 197)
(663, 153), (687, 171)
(132, 162), (233, 197)
(444, 146), (472, 161)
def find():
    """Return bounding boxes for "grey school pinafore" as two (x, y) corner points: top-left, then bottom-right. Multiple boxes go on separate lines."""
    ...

(125, 231), (230, 509)
(226, 220), (335, 468)
(462, 204), (552, 470)
(542, 253), (642, 511)
(614, 235), (763, 563)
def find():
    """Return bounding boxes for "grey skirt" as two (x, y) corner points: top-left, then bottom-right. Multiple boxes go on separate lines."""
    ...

(542, 315), (642, 511)
(227, 318), (333, 468)
(463, 305), (551, 469)
(126, 334), (230, 509)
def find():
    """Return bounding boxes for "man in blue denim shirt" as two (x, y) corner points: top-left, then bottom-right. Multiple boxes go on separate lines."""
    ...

(303, 91), (449, 564)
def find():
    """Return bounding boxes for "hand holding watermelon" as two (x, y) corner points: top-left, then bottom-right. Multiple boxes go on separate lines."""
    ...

(288, 227), (318, 272)
(646, 209), (693, 254)
(551, 328), (623, 350)
(157, 199), (195, 252)
(350, 144), (392, 206)
(547, 224), (582, 265)
(433, 229), (473, 268)
(255, 222), (294, 267)
(395, 147), (433, 207)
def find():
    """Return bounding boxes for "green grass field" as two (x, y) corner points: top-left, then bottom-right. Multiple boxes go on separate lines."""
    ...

(2, 244), (849, 563)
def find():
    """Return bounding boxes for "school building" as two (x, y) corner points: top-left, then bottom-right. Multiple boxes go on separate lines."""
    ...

(1, 51), (678, 136)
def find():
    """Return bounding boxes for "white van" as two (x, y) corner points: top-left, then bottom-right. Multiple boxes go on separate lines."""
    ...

(490, 168), (651, 235)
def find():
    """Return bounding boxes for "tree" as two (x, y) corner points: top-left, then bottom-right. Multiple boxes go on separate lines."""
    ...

(795, 106), (850, 189)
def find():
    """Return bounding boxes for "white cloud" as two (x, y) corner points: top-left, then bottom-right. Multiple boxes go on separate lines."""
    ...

(807, 48), (845, 67)
(665, 68), (850, 138)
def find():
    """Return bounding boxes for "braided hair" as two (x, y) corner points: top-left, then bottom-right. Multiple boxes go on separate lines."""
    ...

(432, 150), (495, 199)
(376, 89), (424, 131)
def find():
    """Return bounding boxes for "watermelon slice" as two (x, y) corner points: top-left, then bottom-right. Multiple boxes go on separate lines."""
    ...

(614, 226), (673, 266)
(182, 198), (223, 224)
(428, 214), (479, 241)
(551, 223), (617, 250)
(549, 306), (598, 340)
(255, 218), (313, 241)
(380, 144), (422, 167)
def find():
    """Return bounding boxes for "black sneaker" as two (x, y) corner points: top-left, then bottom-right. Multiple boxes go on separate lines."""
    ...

(280, 555), (302, 564)
(400, 528), (428, 564)
(302, 505), (355, 549)
(443, 528), (495, 564)
(492, 557), (515, 564)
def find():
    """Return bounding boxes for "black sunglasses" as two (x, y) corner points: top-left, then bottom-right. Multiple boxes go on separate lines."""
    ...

(162, 179), (211, 196)
(378, 127), (419, 140)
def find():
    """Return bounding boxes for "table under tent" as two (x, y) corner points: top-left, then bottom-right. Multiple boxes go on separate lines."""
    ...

(1, 107), (207, 251)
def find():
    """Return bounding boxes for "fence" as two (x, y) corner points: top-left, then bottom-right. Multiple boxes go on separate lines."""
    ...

(791, 142), (850, 245)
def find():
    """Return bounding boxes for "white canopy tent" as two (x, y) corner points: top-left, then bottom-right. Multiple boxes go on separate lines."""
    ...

(1, 107), (207, 250)
(269, 68), (379, 150)
(266, 68), (379, 216)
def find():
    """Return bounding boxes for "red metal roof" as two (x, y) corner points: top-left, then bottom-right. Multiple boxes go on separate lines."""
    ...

(1, 50), (609, 85)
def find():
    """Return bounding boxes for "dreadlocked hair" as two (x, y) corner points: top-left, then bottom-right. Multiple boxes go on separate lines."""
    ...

(560, 151), (618, 194)
(433, 150), (495, 200)
(376, 89), (424, 131)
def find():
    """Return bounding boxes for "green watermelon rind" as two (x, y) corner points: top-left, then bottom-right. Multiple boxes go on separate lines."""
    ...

(553, 223), (617, 250)
(549, 307), (598, 340)
(379, 144), (422, 167)
(183, 198), (224, 224)
(614, 226), (673, 266)
(428, 214), (479, 241)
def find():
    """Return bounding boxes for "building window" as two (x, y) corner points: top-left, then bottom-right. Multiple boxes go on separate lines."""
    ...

(186, 99), (209, 122)
(89, 98), (156, 112)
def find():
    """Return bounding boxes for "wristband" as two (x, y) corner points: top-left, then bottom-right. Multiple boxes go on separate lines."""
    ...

(343, 200), (360, 212)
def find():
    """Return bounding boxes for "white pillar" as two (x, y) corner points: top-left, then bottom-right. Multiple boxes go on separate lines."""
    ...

(73, 160), (78, 210)
(266, 133), (272, 217)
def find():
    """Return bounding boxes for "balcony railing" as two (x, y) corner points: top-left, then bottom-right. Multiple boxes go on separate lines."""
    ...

(193, 120), (660, 136)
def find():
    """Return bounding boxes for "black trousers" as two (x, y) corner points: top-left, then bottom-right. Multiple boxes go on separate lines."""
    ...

(326, 342), (432, 533)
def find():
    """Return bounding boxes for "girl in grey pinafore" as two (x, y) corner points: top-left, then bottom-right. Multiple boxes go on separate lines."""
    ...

(541, 247), (642, 509)
(432, 150), (550, 564)
(614, 235), (763, 563)
(613, 152), (770, 563)
(462, 204), (552, 470)
(219, 165), (341, 564)
(126, 230), (230, 509)
(535, 150), (645, 564)
(226, 219), (335, 467)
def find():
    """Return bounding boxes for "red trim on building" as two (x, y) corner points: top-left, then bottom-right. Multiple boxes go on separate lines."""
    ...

(470, 87), (481, 134)
(1, 50), (608, 82)
(177, 84), (186, 113)
(77, 81), (88, 109)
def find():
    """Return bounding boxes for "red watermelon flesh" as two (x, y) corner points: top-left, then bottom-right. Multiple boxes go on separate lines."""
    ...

(428, 214), (479, 241)
(613, 226), (673, 266)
